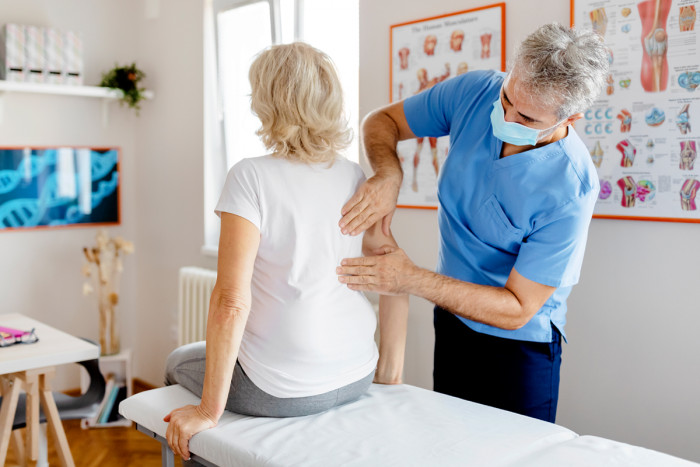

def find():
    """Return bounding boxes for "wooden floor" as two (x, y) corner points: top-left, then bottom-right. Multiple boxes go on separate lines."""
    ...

(6, 419), (185, 466)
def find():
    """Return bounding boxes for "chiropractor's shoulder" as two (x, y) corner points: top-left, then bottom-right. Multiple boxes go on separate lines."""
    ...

(362, 100), (416, 142)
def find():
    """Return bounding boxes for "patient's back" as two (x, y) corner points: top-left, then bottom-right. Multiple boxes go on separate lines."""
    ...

(215, 155), (378, 399)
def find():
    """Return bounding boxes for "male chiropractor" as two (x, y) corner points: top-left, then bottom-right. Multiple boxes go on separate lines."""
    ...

(336, 24), (609, 422)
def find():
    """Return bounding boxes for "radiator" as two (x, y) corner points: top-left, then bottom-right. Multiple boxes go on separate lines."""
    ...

(178, 267), (217, 346)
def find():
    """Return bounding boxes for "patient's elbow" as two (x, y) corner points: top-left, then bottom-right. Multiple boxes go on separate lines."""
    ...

(211, 289), (250, 320)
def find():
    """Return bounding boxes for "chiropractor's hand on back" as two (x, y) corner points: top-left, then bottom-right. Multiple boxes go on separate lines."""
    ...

(337, 244), (419, 295)
(339, 173), (402, 237)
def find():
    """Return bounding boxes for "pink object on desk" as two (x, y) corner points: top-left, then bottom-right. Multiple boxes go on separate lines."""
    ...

(0, 325), (38, 347)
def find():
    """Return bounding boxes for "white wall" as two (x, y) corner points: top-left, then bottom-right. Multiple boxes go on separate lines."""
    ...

(131, 0), (216, 387)
(0, 0), (215, 391)
(360, 0), (700, 462)
(0, 0), (141, 389)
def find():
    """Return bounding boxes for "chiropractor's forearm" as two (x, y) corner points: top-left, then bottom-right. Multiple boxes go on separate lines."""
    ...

(199, 287), (250, 421)
(376, 294), (409, 382)
(407, 269), (529, 330)
(362, 110), (404, 183)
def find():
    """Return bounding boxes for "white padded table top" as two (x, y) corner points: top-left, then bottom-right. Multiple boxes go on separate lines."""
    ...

(504, 435), (698, 467)
(120, 383), (577, 466)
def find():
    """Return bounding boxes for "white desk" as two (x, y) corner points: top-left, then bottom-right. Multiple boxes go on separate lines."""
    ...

(0, 313), (100, 467)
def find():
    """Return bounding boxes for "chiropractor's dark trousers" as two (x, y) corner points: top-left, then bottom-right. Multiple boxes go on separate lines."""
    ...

(433, 306), (562, 423)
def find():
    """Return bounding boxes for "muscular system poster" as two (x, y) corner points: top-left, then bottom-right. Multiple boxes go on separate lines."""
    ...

(390, 4), (505, 209)
(574, 0), (700, 222)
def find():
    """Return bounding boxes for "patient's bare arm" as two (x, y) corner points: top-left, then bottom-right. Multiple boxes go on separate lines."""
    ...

(164, 213), (260, 461)
(362, 222), (409, 384)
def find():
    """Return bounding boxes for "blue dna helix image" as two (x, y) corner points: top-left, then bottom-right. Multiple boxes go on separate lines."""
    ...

(0, 148), (119, 230)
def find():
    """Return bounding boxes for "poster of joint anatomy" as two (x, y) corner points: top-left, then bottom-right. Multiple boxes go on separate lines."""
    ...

(390, 4), (505, 209)
(0, 147), (120, 232)
(574, 0), (700, 222)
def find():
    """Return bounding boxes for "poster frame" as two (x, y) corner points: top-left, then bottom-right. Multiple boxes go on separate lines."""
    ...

(571, 0), (700, 224)
(0, 145), (122, 233)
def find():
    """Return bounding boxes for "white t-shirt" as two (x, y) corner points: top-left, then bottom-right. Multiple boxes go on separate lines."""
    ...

(215, 155), (378, 398)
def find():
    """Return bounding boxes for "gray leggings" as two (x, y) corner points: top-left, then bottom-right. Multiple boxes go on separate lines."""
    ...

(164, 341), (374, 418)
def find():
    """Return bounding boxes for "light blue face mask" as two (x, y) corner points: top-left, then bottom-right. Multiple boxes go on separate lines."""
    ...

(490, 97), (563, 146)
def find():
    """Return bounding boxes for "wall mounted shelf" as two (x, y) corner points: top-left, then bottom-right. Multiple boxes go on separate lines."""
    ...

(0, 80), (154, 127)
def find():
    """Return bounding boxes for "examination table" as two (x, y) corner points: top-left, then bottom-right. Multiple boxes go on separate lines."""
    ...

(119, 383), (697, 466)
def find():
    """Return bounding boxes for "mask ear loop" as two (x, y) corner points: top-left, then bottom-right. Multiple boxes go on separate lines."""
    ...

(536, 117), (568, 141)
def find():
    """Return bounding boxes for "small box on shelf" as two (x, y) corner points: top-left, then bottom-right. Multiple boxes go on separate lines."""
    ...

(0, 24), (25, 82)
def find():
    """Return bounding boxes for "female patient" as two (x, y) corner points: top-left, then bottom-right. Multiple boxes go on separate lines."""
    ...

(163, 42), (409, 461)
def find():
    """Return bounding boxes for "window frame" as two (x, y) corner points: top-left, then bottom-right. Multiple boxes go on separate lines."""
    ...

(204, 0), (357, 256)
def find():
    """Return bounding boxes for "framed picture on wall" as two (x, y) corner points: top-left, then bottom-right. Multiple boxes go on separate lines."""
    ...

(0, 146), (121, 231)
(572, 0), (700, 223)
(390, 3), (506, 209)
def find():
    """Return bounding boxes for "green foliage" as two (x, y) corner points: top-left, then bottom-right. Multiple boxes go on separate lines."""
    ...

(99, 63), (147, 113)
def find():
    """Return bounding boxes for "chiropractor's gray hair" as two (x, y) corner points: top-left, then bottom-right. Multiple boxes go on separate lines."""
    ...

(510, 23), (610, 120)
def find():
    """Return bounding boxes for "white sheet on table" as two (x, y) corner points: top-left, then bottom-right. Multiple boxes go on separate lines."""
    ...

(119, 383), (577, 466)
(502, 435), (697, 467)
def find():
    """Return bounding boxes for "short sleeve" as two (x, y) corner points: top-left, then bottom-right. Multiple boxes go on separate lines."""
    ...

(403, 70), (500, 138)
(214, 159), (261, 229)
(514, 192), (597, 288)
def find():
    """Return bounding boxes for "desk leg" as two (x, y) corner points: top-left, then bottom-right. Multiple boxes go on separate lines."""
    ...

(38, 370), (75, 467)
(0, 375), (23, 466)
(12, 430), (26, 465)
(23, 369), (41, 465)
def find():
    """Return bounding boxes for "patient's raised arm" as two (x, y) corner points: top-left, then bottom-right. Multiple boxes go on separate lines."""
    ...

(362, 222), (409, 385)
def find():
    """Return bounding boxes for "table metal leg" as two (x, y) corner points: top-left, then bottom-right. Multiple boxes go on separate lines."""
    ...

(161, 442), (176, 467)
(135, 423), (217, 467)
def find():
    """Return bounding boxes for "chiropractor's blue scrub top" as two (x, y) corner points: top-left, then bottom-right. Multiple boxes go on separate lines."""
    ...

(403, 70), (599, 343)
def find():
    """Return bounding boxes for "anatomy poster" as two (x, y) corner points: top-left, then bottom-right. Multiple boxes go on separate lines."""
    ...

(574, 0), (700, 222)
(391, 4), (505, 208)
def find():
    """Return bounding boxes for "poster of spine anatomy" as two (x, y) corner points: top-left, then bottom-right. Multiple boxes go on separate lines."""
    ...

(574, 0), (700, 222)
(391, 4), (505, 208)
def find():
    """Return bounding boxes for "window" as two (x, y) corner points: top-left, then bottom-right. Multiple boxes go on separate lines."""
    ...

(203, 0), (359, 254)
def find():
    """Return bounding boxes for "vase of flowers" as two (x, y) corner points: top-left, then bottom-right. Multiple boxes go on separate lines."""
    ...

(82, 230), (134, 356)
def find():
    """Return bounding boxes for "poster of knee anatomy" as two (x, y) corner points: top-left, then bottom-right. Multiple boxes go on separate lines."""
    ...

(574, 0), (700, 222)
(391, 4), (505, 208)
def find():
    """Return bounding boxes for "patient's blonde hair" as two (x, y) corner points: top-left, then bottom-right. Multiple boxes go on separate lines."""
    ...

(249, 42), (352, 163)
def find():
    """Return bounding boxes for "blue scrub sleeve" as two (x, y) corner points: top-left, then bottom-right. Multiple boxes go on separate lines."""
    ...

(513, 192), (597, 288)
(403, 70), (504, 139)
(214, 159), (262, 229)
(403, 73), (471, 138)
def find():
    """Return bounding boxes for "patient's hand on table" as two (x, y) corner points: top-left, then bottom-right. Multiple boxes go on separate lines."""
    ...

(164, 404), (217, 461)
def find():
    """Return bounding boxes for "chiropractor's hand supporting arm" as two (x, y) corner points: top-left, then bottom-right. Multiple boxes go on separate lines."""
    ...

(340, 102), (416, 237)
(164, 213), (260, 461)
(361, 222), (409, 385)
(338, 247), (555, 331)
